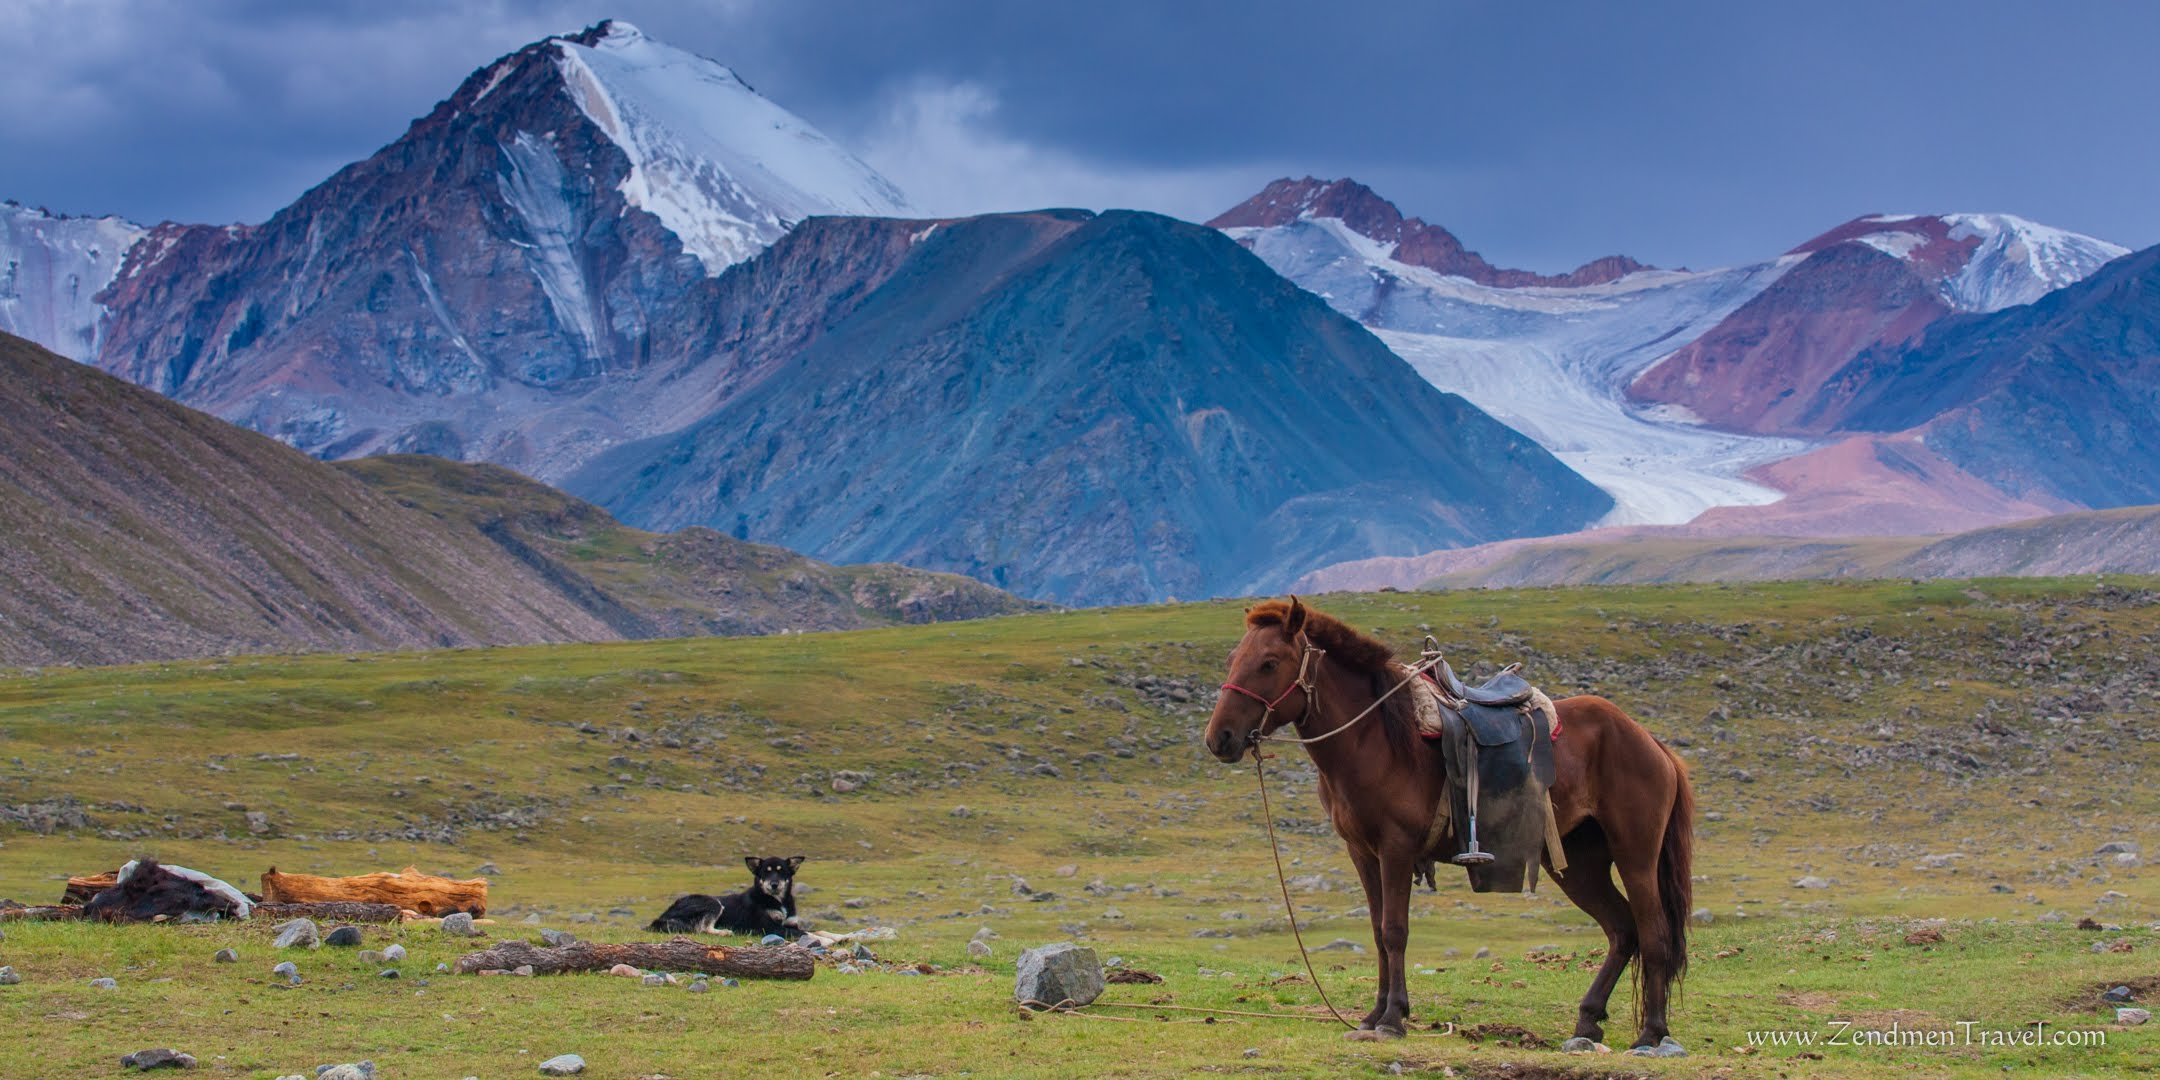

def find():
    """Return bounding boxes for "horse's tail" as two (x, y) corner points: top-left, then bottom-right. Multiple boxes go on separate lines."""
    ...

(1657, 742), (1695, 995)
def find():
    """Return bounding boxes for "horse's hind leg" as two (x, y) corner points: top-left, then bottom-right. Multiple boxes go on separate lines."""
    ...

(1553, 827), (1632, 1044)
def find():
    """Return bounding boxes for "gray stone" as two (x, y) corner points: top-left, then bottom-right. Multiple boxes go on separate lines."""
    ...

(356, 950), (385, 965)
(1473, 947), (1492, 959)
(836, 963), (860, 975)
(315, 1064), (374, 1080)
(2095, 841), (2139, 856)
(0, 966), (18, 985)
(121, 1048), (197, 1070)
(324, 926), (363, 947)
(89, 977), (118, 988)
(539, 928), (576, 947)
(382, 944), (406, 962)
(272, 962), (298, 978)
(273, 919), (320, 950)
(642, 974), (670, 986)
(567, 912), (597, 924)
(1559, 1036), (1598, 1053)
(967, 939), (992, 959)
(1793, 875), (1831, 889)
(2118, 1007), (2151, 1025)
(475, 863), (502, 876)
(972, 926), (999, 942)
(1241, 1048), (1260, 1058)
(537, 1053), (587, 1075)
(1315, 938), (1364, 953)
(378, 969), (400, 979)
(1014, 942), (1105, 1008)
(2101, 985), (2134, 1003)
(1689, 907), (1714, 926)
(213, 949), (239, 964)
(440, 912), (478, 936)
(688, 980), (710, 993)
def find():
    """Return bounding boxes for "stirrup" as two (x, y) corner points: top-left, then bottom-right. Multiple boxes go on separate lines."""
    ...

(1452, 813), (1495, 865)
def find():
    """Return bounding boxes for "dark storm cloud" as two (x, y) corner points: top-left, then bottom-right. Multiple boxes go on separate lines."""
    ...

(3, 0), (2154, 270)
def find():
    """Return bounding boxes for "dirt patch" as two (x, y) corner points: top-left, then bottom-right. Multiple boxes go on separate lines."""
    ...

(1106, 968), (1163, 984)
(1453, 1063), (1650, 1080)
(2065, 973), (2160, 1012)
(1456, 1022), (1550, 1049)
(1777, 990), (1839, 1010)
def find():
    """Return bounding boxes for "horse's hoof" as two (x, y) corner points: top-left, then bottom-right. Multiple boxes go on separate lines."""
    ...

(1559, 1036), (1608, 1054)
(1343, 1026), (1404, 1042)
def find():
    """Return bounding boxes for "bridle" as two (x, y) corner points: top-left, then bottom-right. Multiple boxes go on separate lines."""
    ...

(1218, 632), (1326, 742)
(1219, 630), (1448, 749)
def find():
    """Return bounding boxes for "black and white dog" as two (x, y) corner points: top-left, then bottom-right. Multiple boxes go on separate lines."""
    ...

(649, 856), (806, 937)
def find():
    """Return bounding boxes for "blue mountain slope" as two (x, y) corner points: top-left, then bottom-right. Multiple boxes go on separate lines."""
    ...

(571, 210), (1612, 605)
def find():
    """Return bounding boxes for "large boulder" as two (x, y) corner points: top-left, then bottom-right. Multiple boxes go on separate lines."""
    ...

(1014, 942), (1104, 1009)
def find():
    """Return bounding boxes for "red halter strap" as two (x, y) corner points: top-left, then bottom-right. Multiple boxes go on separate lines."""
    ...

(1220, 636), (1324, 737)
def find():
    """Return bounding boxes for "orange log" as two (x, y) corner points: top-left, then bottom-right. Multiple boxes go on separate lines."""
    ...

(260, 865), (487, 916)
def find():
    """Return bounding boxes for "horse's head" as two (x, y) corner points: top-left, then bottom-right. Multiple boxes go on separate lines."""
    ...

(1204, 596), (1315, 762)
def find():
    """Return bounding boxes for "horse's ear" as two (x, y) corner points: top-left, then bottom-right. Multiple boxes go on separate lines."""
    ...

(1285, 595), (1307, 635)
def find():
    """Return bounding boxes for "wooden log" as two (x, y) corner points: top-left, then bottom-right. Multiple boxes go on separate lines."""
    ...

(451, 937), (814, 981)
(62, 871), (120, 905)
(261, 866), (487, 916)
(0, 903), (84, 921)
(254, 901), (405, 924)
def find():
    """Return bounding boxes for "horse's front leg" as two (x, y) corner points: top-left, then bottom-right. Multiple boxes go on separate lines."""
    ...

(1372, 845), (1415, 1037)
(1345, 847), (1391, 1036)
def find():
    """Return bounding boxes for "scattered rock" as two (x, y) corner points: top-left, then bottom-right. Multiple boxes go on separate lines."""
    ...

(1793, 876), (1830, 890)
(537, 1055), (586, 1076)
(356, 950), (385, 965)
(1241, 1048), (1260, 1058)
(967, 940), (992, 960)
(89, 977), (118, 989)
(972, 926), (1000, 942)
(2118, 1007), (2151, 1025)
(513, 965), (536, 976)
(1083, 879), (1114, 897)
(1014, 942), (1105, 1008)
(440, 912), (478, 936)
(213, 949), (238, 964)
(1315, 938), (1364, 953)
(567, 912), (596, 924)
(1559, 1036), (1599, 1054)
(2095, 842), (2140, 856)
(324, 926), (363, 947)
(1286, 874), (1330, 892)
(0, 966), (19, 986)
(1689, 908), (1713, 926)
(120, 1048), (196, 1070)
(2115, 853), (2143, 868)
(474, 863), (502, 876)
(949, 806), (972, 818)
(315, 1064), (374, 1080)
(378, 969), (400, 979)
(272, 962), (298, 978)
(273, 919), (320, 950)
(539, 929), (576, 947)
(608, 964), (641, 978)
(383, 944), (406, 962)
(1055, 865), (1078, 877)
(642, 974), (670, 986)
(2101, 985), (2135, 1004)
(1473, 947), (1492, 959)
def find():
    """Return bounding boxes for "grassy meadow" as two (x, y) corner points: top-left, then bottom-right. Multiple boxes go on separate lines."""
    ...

(2, 578), (2156, 1077)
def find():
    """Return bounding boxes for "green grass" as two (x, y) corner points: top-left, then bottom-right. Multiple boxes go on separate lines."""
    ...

(3, 578), (2157, 1077)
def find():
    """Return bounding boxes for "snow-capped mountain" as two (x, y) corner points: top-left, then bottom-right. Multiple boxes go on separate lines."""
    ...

(85, 20), (916, 479)
(1629, 212), (2126, 435)
(1215, 180), (1805, 526)
(1790, 212), (2128, 314)
(551, 22), (909, 272)
(0, 202), (145, 360)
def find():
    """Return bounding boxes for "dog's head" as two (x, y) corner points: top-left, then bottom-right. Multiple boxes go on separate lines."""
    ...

(745, 855), (805, 900)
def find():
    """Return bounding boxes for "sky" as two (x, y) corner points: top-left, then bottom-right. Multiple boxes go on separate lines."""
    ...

(3, 0), (2155, 273)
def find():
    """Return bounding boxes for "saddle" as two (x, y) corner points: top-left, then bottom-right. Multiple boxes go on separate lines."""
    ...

(1400, 642), (1565, 895)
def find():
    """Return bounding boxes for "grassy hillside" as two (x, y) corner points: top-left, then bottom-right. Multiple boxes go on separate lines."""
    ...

(2, 580), (2156, 1077)
(0, 332), (1032, 667)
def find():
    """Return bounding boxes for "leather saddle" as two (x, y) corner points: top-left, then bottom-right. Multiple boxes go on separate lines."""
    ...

(1417, 649), (1560, 895)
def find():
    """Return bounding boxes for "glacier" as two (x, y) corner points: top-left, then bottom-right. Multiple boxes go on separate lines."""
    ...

(0, 203), (145, 361)
(1226, 217), (1809, 526)
(552, 21), (911, 275)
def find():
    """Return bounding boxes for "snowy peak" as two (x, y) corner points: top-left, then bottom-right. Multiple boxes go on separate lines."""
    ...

(0, 201), (147, 360)
(1791, 212), (2126, 313)
(1210, 177), (1648, 288)
(542, 20), (910, 274)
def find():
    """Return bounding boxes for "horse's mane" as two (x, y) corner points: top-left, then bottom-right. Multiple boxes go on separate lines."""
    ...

(1246, 599), (1421, 756)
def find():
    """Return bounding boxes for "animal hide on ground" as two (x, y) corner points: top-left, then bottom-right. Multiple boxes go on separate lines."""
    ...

(260, 865), (488, 916)
(82, 859), (252, 923)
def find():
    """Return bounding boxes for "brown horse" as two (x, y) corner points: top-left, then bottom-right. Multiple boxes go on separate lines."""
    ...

(1204, 597), (1695, 1051)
